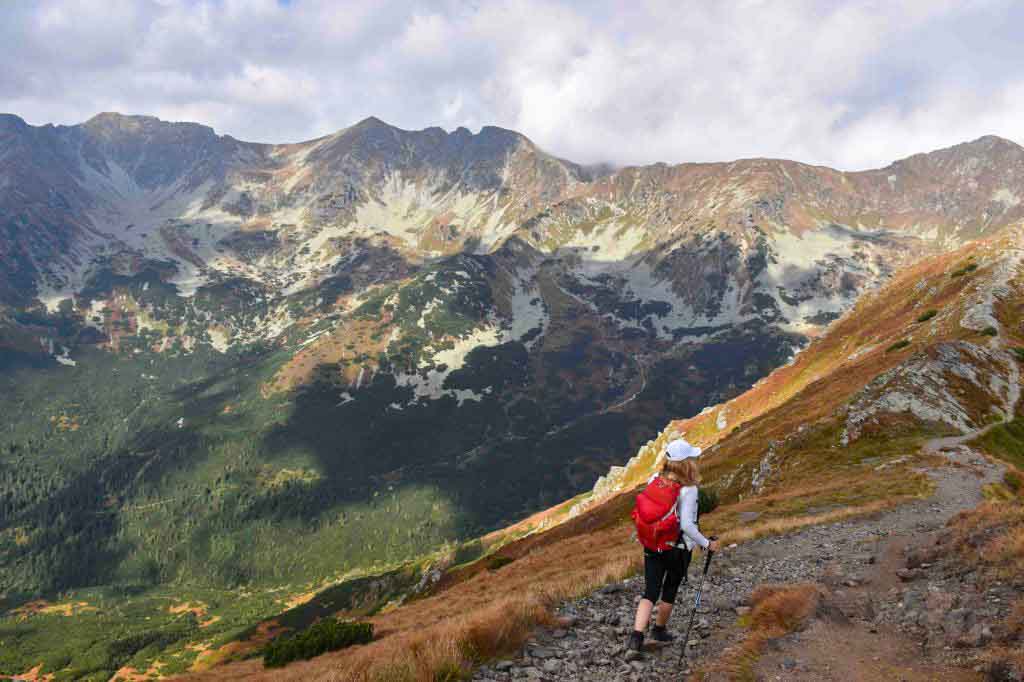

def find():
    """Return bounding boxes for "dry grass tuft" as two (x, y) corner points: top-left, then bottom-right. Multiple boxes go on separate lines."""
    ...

(720, 498), (908, 545)
(330, 556), (637, 681)
(184, 544), (638, 681)
(946, 500), (1024, 679)
(746, 584), (823, 636)
(981, 646), (1024, 682)
(946, 501), (1024, 582)
(698, 583), (822, 681)
(1005, 598), (1024, 641)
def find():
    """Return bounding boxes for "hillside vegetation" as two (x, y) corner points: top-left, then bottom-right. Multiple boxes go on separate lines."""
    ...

(179, 234), (1023, 680)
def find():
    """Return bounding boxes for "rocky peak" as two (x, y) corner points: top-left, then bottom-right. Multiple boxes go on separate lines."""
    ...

(81, 111), (219, 144)
(74, 112), (233, 190)
(349, 115), (393, 131)
(886, 134), (1024, 175)
(0, 113), (29, 133)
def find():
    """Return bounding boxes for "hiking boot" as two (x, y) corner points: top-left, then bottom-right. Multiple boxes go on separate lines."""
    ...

(627, 630), (644, 653)
(650, 624), (675, 642)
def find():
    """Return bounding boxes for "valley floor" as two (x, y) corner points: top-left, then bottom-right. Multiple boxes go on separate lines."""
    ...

(473, 441), (1008, 681)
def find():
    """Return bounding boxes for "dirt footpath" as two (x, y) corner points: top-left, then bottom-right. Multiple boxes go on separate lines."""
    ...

(474, 444), (1008, 681)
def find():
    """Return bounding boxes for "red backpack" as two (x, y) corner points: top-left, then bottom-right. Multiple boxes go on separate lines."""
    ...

(632, 476), (682, 551)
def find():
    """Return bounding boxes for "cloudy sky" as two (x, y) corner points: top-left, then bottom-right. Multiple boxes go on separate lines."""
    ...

(4, 0), (1023, 169)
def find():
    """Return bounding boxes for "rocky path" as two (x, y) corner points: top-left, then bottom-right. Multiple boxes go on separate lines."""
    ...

(474, 444), (1009, 681)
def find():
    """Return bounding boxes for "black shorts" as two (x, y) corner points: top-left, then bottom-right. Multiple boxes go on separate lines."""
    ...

(641, 545), (692, 604)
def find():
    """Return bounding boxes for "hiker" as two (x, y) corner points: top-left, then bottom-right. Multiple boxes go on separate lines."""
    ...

(628, 438), (720, 653)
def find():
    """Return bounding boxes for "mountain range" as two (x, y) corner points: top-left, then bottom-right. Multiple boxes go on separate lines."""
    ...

(1, 112), (1023, 679)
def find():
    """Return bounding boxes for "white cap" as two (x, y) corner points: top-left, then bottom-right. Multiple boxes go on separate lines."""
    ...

(666, 438), (701, 461)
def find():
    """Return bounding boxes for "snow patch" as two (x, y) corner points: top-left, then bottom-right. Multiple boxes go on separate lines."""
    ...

(560, 219), (647, 261)
(208, 329), (231, 353)
(55, 346), (76, 367)
(501, 266), (548, 348)
(432, 325), (504, 370)
(352, 172), (511, 251)
(992, 188), (1021, 208)
(716, 406), (729, 431)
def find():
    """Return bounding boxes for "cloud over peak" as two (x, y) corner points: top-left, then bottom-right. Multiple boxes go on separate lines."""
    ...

(4, 0), (1024, 170)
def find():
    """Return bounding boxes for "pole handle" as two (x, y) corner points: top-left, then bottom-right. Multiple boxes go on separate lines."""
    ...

(702, 536), (717, 575)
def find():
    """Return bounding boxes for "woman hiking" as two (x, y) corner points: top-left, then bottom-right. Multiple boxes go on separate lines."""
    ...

(628, 438), (720, 653)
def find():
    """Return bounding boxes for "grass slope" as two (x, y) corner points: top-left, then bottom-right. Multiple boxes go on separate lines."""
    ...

(186, 235), (1024, 680)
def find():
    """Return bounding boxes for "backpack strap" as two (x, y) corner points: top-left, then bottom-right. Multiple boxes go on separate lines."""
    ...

(657, 477), (682, 522)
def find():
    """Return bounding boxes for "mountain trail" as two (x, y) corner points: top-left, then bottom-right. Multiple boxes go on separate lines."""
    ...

(474, 440), (1010, 681)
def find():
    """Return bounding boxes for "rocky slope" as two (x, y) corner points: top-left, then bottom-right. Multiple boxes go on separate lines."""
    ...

(3, 114), (1023, 337)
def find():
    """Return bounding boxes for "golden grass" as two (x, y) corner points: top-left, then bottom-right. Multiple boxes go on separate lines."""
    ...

(947, 501), (1024, 582)
(181, 526), (640, 681)
(10, 599), (98, 620)
(747, 584), (823, 634)
(184, 236), (1024, 680)
(720, 498), (909, 545)
(1005, 598), (1024, 641)
(981, 647), (1024, 681)
(185, 473), (924, 682)
(712, 456), (934, 528)
(698, 583), (822, 681)
(307, 555), (635, 681)
(947, 499), (1024, 678)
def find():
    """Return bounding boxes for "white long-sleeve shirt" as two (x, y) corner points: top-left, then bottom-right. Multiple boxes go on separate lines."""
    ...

(648, 475), (710, 551)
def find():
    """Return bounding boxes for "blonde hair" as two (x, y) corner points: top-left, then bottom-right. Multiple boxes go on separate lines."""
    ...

(661, 457), (701, 486)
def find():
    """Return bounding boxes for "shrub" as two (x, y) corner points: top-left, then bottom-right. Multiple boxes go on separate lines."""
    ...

(916, 309), (938, 323)
(748, 583), (821, 634)
(263, 619), (373, 668)
(951, 262), (979, 278)
(1013, 348), (1024, 362)
(698, 488), (719, 515)
(974, 418), (1024, 471)
(886, 340), (911, 353)
(982, 326), (999, 337)
(1004, 470), (1022, 495)
(947, 501), (1024, 581)
(432, 662), (467, 681)
(703, 583), (821, 677)
(487, 555), (515, 571)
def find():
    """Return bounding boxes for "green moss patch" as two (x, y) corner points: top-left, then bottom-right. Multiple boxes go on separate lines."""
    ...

(972, 418), (1024, 471)
(263, 619), (372, 668)
(886, 339), (911, 353)
(950, 262), (979, 278)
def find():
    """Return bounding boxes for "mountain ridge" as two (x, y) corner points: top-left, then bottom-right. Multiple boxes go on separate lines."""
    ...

(13, 111), (1022, 170)
(2, 111), (1024, 679)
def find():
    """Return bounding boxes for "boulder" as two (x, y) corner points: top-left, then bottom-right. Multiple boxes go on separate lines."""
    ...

(955, 623), (992, 649)
(925, 591), (956, 628)
(897, 568), (925, 582)
(942, 608), (976, 643)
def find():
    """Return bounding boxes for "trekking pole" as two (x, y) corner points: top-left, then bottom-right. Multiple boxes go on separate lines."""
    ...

(677, 537), (716, 670)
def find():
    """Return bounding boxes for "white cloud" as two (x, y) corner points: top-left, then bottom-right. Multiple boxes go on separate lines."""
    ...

(2, 0), (1023, 169)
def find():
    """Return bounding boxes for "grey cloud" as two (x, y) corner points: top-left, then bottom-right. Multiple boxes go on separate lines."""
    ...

(2, 0), (1023, 169)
